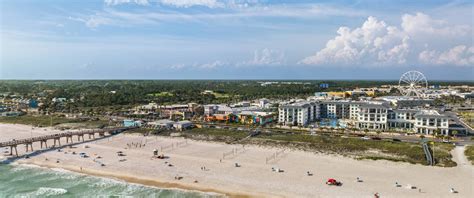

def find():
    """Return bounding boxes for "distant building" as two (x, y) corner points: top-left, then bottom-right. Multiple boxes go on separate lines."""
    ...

(123, 119), (142, 127)
(0, 111), (25, 117)
(314, 92), (328, 97)
(378, 96), (433, 108)
(149, 119), (175, 129)
(173, 120), (193, 131)
(319, 83), (329, 89)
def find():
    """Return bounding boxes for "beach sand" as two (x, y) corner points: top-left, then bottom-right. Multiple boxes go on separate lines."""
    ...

(1, 123), (473, 197)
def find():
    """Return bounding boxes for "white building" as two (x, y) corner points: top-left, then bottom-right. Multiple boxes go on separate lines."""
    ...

(387, 109), (418, 130)
(356, 102), (390, 130)
(173, 120), (193, 131)
(278, 101), (319, 126)
(414, 110), (449, 135)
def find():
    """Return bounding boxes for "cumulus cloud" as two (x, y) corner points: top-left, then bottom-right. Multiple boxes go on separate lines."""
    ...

(419, 45), (474, 66)
(239, 48), (285, 66)
(300, 13), (471, 67)
(401, 13), (469, 37)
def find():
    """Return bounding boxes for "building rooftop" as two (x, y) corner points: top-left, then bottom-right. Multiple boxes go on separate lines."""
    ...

(414, 110), (449, 118)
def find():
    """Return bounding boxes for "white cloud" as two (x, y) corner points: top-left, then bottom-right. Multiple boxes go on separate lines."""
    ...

(166, 48), (284, 70)
(87, 3), (364, 29)
(196, 60), (227, 69)
(401, 13), (469, 37)
(300, 13), (471, 67)
(104, 0), (259, 8)
(169, 63), (186, 70)
(160, 0), (223, 8)
(105, 0), (150, 6)
(239, 48), (285, 66)
(68, 15), (114, 29)
(419, 45), (474, 66)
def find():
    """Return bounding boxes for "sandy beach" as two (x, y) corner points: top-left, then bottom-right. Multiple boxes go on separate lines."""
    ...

(1, 123), (473, 198)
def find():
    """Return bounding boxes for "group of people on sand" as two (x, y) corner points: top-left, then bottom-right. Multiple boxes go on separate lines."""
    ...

(371, 180), (459, 197)
(126, 142), (145, 149)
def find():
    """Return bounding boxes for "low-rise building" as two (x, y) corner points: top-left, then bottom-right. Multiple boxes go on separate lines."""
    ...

(148, 119), (175, 129)
(173, 120), (193, 131)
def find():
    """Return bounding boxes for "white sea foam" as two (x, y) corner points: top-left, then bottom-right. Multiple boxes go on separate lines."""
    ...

(10, 164), (42, 172)
(49, 168), (80, 179)
(35, 187), (68, 196)
(50, 167), (74, 173)
(89, 176), (127, 188)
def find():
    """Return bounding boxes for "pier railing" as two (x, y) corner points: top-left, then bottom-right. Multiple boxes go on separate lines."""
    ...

(0, 127), (134, 148)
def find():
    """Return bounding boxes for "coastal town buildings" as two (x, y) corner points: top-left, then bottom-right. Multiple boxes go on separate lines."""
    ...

(204, 101), (275, 125)
(277, 97), (458, 135)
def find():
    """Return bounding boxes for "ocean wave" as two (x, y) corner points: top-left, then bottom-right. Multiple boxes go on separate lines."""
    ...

(49, 168), (81, 180)
(11, 163), (42, 171)
(35, 187), (68, 196)
(89, 176), (127, 188)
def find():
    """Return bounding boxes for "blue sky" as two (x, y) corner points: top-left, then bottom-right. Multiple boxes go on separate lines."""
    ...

(0, 0), (472, 80)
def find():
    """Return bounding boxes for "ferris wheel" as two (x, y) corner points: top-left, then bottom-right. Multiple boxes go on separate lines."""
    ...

(398, 70), (428, 97)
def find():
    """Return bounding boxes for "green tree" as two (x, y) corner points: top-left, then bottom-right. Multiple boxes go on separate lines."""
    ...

(451, 130), (458, 137)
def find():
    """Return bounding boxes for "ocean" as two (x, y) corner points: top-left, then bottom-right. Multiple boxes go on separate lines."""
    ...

(0, 163), (223, 198)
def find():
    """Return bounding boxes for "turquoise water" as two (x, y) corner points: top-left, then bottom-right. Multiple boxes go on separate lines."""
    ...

(0, 163), (223, 198)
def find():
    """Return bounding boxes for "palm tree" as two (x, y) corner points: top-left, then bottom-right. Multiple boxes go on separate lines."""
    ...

(451, 130), (458, 138)
(419, 135), (425, 140)
(433, 128), (441, 138)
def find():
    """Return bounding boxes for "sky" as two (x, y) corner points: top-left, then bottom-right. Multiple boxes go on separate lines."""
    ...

(0, 0), (473, 80)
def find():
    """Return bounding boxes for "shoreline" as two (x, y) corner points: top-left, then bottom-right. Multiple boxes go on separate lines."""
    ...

(15, 160), (256, 198)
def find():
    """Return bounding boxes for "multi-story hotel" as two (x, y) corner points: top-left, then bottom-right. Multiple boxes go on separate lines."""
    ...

(278, 99), (452, 135)
(356, 102), (390, 130)
(278, 101), (320, 126)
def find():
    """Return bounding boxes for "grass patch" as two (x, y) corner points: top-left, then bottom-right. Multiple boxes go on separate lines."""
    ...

(465, 145), (474, 165)
(157, 127), (456, 167)
(212, 92), (230, 98)
(253, 133), (456, 167)
(163, 128), (248, 144)
(458, 111), (474, 128)
(124, 128), (155, 134)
